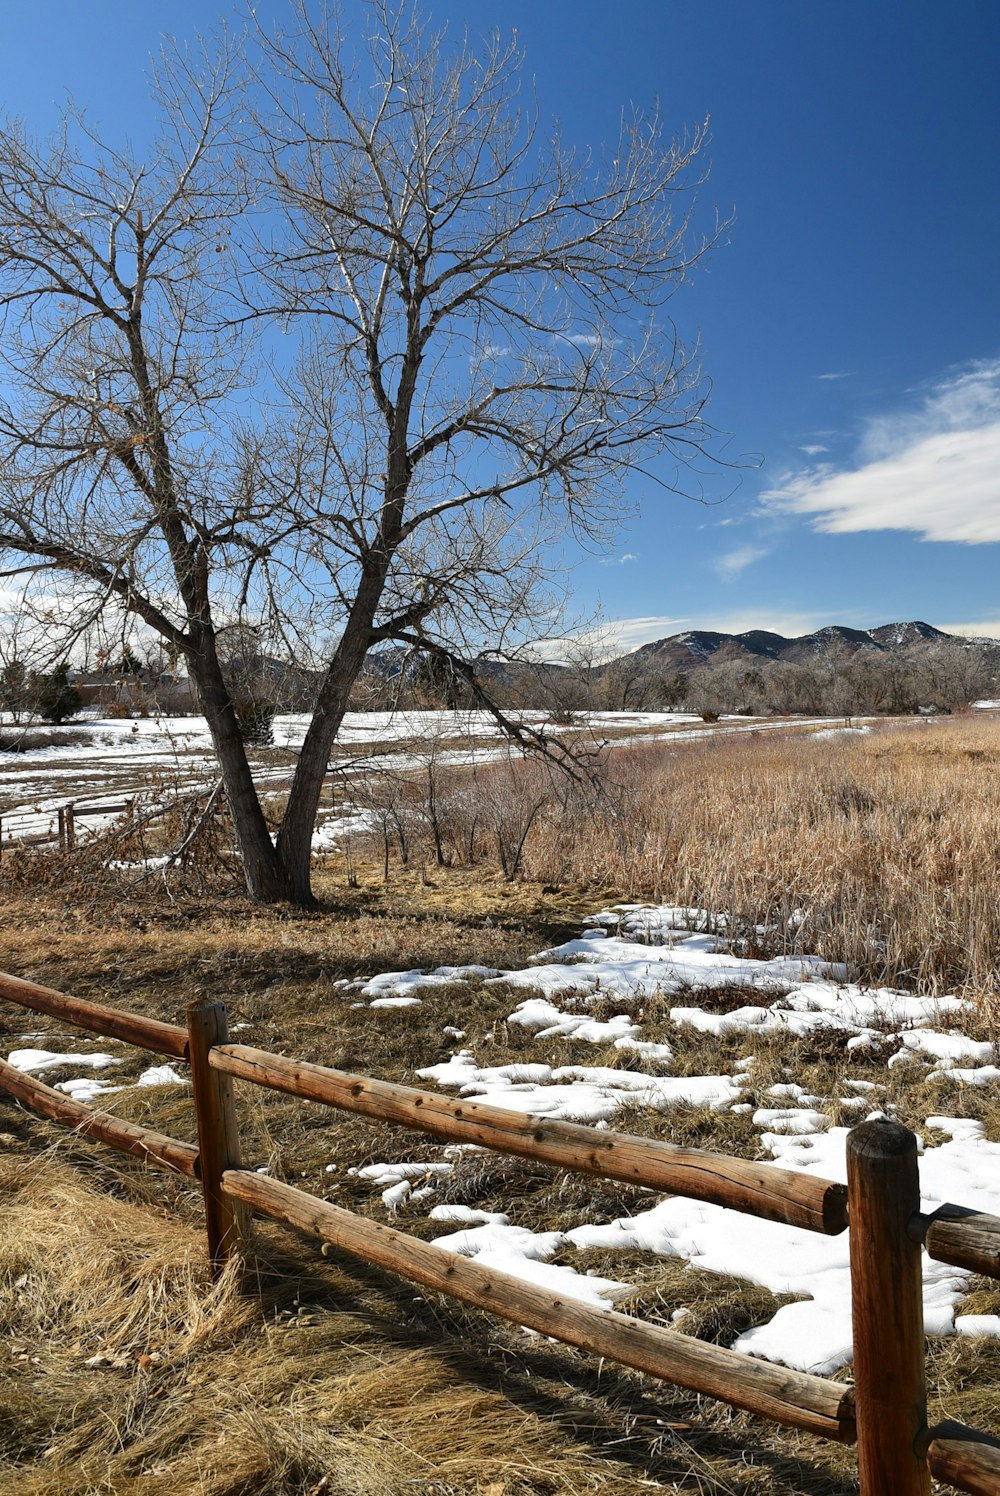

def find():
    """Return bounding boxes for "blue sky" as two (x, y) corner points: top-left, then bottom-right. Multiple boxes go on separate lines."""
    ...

(3, 0), (999, 649)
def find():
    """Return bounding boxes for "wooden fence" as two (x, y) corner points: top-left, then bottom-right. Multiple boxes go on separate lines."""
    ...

(0, 968), (999, 1495)
(0, 801), (129, 851)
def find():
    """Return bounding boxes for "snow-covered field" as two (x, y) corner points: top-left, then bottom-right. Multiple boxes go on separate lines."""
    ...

(0, 707), (844, 845)
(8, 901), (998, 1380)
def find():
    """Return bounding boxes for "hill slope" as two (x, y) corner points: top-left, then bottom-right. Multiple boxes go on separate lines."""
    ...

(633, 620), (957, 672)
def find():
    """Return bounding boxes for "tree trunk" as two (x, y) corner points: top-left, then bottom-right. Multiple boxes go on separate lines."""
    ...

(188, 648), (294, 904)
(275, 663), (356, 904)
(275, 576), (385, 904)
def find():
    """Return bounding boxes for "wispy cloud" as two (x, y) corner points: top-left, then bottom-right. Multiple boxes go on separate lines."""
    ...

(598, 551), (637, 566)
(942, 619), (1000, 640)
(558, 609), (849, 657)
(558, 331), (622, 352)
(800, 443), (828, 456)
(816, 370), (853, 381)
(579, 615), (688, 655)
(701, 608), (844, 637)
(763, 360), (1000, 544)
(714, 544), (768, 578)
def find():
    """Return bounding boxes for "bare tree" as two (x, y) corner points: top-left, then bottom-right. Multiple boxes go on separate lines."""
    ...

(0, 3), (724, 905)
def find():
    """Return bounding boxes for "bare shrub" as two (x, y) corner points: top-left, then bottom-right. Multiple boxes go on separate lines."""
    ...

(349, 769), (414, 878)
(466, 757), (553, 881)
(0, 727), (99, 753)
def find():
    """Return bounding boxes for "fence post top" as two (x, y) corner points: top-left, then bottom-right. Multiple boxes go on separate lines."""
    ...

(186, 997), (226, 1015)
(847, 1117), (918, 1160)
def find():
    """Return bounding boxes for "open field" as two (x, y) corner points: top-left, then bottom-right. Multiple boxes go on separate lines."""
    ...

(1, 714), (999, 1493)
(515, 713), (1000, 1001)
(0, 708), (862, 847)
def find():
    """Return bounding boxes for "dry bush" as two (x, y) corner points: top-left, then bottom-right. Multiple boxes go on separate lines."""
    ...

(0, 784), (248, 905)
(351, 754), (561, 882)
(0, 726), (102, 753)
(468, 758), (555, 881)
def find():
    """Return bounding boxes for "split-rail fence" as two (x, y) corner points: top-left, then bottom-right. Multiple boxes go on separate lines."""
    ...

(0, 968), (999, 1496)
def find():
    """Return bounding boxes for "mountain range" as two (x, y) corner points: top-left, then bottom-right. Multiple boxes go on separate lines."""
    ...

(629, 620), (989, 673)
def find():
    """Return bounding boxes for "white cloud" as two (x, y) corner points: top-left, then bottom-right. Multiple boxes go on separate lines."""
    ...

(800, 443), (828, 456)
(858, 359), (1000, 462)
(551, 609), (850, 658)
(542, 615), (688, 659)
(714, 544), (768, 578)
(764, 360), (1000, 544)
(598, 551), (637, 566)
(816, 370), (853, 381)
(563, 332), (619, 348)
(687, 608), (840, 638)
(942, 620), (1000, 640)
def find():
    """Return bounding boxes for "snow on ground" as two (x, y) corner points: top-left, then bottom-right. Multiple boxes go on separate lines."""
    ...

(7, 1047), (120, 1075)
(359, 965), (501, 1003)
(354, 904), (965, 1037)
(1, 707), (854, 846)
(343, 903), (999, 1372)
(3, 891), (997, 1374)
(417, 1051), (743, 1121)
(4, 1048), (187, 1105)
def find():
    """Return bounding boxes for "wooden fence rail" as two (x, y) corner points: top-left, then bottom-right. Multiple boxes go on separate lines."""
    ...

(224, 1165), (855, 1442)
(0, 972), (999, 1495)
(209, 1042), (848, 1234)
(0, 800), (130, 852)
(0, 971), (187, 1056)
(0, 1055), (198, 1175)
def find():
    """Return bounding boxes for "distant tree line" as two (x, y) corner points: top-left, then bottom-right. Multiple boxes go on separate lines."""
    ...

(367, 638), (1000, 718)
(3, 634), (996, 732)
(0, 622), (322, 743)
(527, 641), (999, 719)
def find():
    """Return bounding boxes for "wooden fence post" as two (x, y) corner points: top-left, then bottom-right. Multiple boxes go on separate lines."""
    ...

(187, 999), (247, 1275)
(57, 806), (66, 850)
(65, 803), (76, 850)
(847, 1119), (930, 1496)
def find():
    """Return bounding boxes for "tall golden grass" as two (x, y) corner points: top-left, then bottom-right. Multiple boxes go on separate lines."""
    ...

(518, 719), (1000, 1000)
(5, 714), (999, 1001)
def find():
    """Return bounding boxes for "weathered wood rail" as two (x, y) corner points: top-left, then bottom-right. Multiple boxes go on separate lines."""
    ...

(0, 971), (999, 1493)
(211, 1043), (848, 1233)
(0, 800), (129, 851)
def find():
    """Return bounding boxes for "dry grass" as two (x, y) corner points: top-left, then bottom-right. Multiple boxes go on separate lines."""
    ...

(2, 717), (1000, 1491)
(13, 715), (1000, 1003)
(518, 717), (1000, 1002)
(0, 1148), (866, 1496)
(0, 870), (860, 1496)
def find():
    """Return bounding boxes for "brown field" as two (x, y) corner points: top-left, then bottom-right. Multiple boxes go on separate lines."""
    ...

(520, 715), (1000, 1003)
(1, 715), (999, 1493)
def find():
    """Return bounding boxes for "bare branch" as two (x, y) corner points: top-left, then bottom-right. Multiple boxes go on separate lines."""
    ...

(0, 0), (733, 906)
